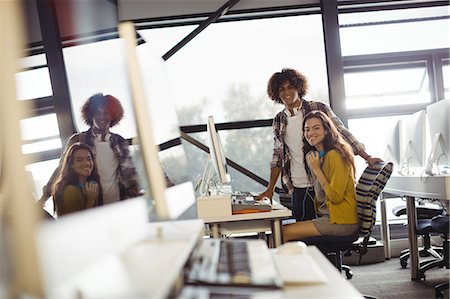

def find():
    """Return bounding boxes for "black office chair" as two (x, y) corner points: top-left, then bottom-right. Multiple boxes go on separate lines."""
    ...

(393, 203), (445, 268)
(416, 215), (449, 298)
(302, 162), (394, 280)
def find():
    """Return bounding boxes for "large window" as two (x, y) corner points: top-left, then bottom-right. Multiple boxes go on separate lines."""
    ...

(136, 14), (328, 192)
(139, 14), (329, 124)
(341, 6), (449, 114)
(339, 6), (450, 56)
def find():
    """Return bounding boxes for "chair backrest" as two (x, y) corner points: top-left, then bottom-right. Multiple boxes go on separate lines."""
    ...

(356, 162), (394, 238)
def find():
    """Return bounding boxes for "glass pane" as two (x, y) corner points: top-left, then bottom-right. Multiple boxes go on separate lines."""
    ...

(22, 138), (62, 154)
(18, 54), (47, 69)
(344, 66), (431, 109)
(222, 127), (274, 192)
(340, 7), (450, 56)
(63, 39), (137, 139)
(15, 67), (53, 100)
(139, 14), (329, 124)
(26, 159), (59, 199)
(20, 114), (60, 141)
(340, 6), (449, 25)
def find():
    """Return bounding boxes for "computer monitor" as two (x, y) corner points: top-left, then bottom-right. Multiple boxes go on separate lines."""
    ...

(35, 197), (149, 298)
(207, 116), (231, 187)
(400, 110), (427, 173)
(383, 119), (403, 167)
(119, 22), (196, 221)
(425, 99), (450, 174)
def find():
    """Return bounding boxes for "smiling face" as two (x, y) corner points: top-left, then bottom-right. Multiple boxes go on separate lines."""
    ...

(71, 149), (94, 181)
(304, 117), (327, 151)
(92, 107), (112, 134)
(278, 81), (301, 109)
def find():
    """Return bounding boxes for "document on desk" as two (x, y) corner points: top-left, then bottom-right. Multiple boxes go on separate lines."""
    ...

(272, 253), (328, 285)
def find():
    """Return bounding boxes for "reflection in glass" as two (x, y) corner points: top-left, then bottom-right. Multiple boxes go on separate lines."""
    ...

(15, 67), (53, 100)
(20, 114), (60, 141)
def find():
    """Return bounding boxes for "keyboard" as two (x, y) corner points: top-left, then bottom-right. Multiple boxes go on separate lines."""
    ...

(272, 253), (328, 284)
(186, 239), (282, 289)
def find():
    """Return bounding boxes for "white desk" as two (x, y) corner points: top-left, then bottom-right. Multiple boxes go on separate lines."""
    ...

(282, 246), (363, 298)
(200, 203), (292, 247)
(382, 174), (450, 280)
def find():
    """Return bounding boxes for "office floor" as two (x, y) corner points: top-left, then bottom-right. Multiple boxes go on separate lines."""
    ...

(350, 257), (448, 299)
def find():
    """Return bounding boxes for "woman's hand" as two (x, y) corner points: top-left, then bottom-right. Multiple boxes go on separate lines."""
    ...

(85, 181), (99, 204)
(306, 151), (321, 172)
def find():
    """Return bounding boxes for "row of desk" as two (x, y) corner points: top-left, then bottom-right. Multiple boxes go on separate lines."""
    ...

(202, 172), (450, 282)
(381, 174), (450, 280)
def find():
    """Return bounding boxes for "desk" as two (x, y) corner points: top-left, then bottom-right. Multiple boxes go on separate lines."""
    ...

(282, 246), (363, 298)
(382, 174), (450, 280)
(200, 203), (292, 247)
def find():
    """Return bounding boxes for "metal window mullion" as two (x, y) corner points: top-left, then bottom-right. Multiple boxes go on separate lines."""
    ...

(36, 0), (76, 143)
(321, 0), (348, 126)
(426, 55), (438, 101)
(162, 0), (240, 61)
(432, 53), (446, 101)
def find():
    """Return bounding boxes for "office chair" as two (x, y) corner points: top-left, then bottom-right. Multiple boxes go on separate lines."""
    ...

(416, 215), (449, 298)
(302, 162), (394, 280)
(392, 203), (445, 268)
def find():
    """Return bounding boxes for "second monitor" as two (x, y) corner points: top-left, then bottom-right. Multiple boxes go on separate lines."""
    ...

(400, 110), (426, 174)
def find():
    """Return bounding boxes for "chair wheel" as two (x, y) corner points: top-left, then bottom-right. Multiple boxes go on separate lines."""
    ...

(400, 259), (408, 268)
(345, 268), (353, 279)
(435, 290), (444, 299)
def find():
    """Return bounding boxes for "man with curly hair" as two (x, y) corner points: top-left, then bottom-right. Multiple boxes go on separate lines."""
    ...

(257, 68), (381, 222)
(41, 93), (142, 206)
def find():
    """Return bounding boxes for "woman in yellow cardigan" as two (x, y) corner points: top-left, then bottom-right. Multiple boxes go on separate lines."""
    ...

(283, 110), (358, 242)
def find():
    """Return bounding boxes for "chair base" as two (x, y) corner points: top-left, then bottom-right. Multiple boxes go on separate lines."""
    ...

(435, 282), (449, 299)
(400, 246), (443, 268)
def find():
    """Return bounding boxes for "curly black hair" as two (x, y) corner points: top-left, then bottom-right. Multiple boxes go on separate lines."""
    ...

(267, 68), (309, 104)
(81, 93), (124, 127)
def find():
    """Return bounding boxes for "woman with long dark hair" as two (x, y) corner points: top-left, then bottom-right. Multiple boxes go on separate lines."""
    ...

(52, 142), (102, 216)
(283, 110), (359, 242)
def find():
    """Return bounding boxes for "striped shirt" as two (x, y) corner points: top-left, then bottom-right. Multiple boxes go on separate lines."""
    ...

(270, 100), (365, 195)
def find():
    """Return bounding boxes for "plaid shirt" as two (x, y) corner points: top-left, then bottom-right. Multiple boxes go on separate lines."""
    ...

(270, 100), (365, 195)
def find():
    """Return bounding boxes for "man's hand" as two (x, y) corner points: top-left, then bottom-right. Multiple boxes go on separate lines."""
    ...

(365, 156), (384, 166)
(256, 189), (274, 204)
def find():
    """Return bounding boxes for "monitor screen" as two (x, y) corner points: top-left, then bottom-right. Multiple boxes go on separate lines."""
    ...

(119, 22), (196, 221)
(383, 119), (403, 167)
(401, 110), (426, 171)
(425, 99), (450, 174)
(35, 197), (149, 298)
(207, 116), (231, 188)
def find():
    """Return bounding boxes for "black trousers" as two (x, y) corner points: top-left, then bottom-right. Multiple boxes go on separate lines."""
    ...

(291, 187), (316, 222)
